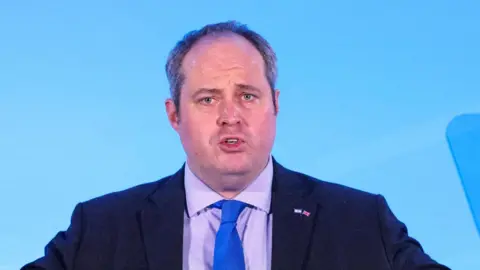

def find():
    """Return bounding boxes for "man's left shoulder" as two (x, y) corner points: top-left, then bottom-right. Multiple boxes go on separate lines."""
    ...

(288, 167), (380, 208)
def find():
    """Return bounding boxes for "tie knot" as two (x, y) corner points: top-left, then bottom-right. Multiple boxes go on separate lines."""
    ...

(213, 200), (247, 223)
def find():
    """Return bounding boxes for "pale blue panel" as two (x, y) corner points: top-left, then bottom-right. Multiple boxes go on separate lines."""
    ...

(447, 113), (480, 236)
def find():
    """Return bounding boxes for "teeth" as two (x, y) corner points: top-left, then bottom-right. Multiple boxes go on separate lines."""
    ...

(225, 138), (239, 144)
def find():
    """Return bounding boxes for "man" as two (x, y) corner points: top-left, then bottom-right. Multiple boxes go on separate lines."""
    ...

(22, 21), (450, 270)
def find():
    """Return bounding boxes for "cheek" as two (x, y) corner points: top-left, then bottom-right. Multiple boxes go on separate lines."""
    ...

(180, 112), (216, 148)
(250, 113), (276, 141)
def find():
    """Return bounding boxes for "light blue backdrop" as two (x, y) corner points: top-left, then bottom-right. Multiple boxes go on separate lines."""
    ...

(1, 1), (479, 269)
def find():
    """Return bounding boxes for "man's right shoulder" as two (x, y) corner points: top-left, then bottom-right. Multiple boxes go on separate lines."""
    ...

(78, 173), (175, 216)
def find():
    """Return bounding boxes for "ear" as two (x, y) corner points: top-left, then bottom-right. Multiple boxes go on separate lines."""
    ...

(165, 98), (180, 131)
(274, 89), (280, 115)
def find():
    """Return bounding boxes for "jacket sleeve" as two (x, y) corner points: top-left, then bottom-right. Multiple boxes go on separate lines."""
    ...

(376, 194), (451, 270)
(21, 203), (85, 270)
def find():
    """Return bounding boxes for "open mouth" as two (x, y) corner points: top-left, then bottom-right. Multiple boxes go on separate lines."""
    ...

(219, 137), (245, 151)
(224, 138), (240, 144)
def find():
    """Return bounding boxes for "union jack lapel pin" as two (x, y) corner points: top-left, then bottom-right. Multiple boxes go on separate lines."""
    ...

(294, 208), (310, 217)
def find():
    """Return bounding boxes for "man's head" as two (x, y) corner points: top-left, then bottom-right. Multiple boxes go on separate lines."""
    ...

(164, 21), (279, 194)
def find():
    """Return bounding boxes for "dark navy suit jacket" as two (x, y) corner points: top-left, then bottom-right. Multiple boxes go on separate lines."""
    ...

(22, 159), (450, 269)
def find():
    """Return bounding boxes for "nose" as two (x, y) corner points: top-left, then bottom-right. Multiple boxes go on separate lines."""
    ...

(217, 100), (241, 126)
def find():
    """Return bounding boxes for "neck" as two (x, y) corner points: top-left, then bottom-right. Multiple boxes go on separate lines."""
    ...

(208, 174), (252, 199)
(188, 157), (270, 199)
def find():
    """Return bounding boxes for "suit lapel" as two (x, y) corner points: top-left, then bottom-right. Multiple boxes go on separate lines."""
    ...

(138, 166), (186, 270)
(271, 159), (321, 270)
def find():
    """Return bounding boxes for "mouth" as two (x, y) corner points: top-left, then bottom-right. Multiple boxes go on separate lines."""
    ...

(223, 138), (242, 144)
(218, 136), (246, 151)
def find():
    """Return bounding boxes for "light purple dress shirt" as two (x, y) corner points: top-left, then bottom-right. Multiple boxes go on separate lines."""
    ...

(182, 156), (273, 270)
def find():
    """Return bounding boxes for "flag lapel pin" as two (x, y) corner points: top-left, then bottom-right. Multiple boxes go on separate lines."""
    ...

(294, 208), (310, 217)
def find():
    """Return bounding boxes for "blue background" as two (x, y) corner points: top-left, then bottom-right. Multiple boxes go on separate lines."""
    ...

(1, 1), (479, 269)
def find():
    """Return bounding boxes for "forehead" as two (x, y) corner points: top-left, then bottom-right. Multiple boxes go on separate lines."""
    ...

(181, 34), (266, 83)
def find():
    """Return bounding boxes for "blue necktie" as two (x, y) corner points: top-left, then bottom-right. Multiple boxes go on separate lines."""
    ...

(212, 200), (247, 270)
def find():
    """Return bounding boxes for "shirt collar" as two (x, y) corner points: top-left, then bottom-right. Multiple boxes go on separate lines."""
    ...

(184, 156), (273, 217)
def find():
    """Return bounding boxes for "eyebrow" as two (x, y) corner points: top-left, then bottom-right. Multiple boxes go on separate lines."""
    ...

(193, 88), (223, 96)
(235, 83), (262, 93)
(192, 84), (262, 97)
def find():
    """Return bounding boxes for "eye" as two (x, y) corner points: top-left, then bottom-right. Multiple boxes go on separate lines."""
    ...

(200, 97), (214, 104)
(242, 93), (255, 101)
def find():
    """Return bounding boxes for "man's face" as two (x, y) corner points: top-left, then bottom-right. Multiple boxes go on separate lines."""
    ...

(166, 34), (279, 186)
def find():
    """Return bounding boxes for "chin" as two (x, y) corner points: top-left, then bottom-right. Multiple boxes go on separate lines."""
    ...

(217, 161), (251, 175)
(213, 152), (258, 174)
